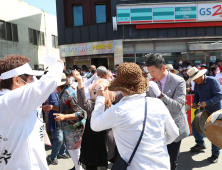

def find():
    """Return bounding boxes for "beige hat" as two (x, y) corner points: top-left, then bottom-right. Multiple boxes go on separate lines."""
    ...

(59, 73), (67, 86)
(187, 67), (207, 83)
(165, 64), (179, 74)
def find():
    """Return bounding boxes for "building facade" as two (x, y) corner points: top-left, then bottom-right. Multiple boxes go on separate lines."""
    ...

(56, 0), (222, 70)
(0, 0), (60, 69)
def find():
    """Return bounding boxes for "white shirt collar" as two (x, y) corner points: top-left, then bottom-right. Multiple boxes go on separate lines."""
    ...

(0, 89), (11, 96)
(121, 92), (146, 101)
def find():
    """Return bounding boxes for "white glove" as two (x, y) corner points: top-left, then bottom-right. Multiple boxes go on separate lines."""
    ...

(143, 67), (148, 73)
(43, 55), (58, 67)
(149, 81), (161, 97)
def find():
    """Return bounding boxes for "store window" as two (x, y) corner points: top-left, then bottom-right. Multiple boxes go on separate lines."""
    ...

(0, 21), (18, 42)
(73, 5), (83, 26)
(96, 4), (106, 23)
(52, 35), (56, 48)
(29, 28), (44, 46)
(12, 24), (18, 42)
(36, 31), (40, 45)
(0, 21), (5, 40)
(188, 52), (205, 66)
(123, 54), (135, 63)
(6, 22), (12, 41)
(29, 28), (34, 44)
(41, 32), (45, 46)
(33, 30), (37, 45)
(136, 53), (153, 65)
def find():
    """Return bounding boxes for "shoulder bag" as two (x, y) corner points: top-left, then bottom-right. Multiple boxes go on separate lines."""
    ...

(111, 98), (148, 170)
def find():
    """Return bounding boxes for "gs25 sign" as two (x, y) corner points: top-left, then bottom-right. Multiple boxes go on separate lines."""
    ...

(198, 3), (222, 20)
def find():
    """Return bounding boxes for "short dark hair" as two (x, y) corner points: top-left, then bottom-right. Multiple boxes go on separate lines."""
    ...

(115, 64), (119, 67)
(216, 60), (221, 64)
(63, 69), (72, 76)
(146, 53), (166, 69)
(60, 84), (68, 90)
(210, 65), (218, 72)
(73, 65), (77, 69)
(0, 55), (30, 90)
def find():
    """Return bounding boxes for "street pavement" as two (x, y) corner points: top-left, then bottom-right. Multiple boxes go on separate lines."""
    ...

(46, 135), (222, 170)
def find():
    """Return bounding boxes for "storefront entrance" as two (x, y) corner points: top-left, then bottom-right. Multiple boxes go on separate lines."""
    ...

(123, 38), (222, 68)
(65, 54), (114, 71)
(91, 58), (108, 69)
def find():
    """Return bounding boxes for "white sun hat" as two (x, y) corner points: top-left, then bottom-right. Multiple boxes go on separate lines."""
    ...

(165, 64), (179, 74)
(187, 67), (207, 83)
(0, 63), (44, 80)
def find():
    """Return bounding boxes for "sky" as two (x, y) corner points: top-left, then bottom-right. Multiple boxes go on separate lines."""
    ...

(22, 0), (57, 16)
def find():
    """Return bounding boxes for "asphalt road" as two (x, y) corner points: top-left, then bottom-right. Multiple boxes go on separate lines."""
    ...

(46, 135), (222, 170)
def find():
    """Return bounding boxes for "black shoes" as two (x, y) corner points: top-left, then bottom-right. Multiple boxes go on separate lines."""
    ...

(190, 144), (206, 152)
(48, 153), (69, 165)
(48, 157), (58, 165)
(208, 155), (219, 163)
(58, 153), (70, 159)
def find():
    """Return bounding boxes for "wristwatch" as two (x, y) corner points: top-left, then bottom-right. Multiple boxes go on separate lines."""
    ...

(158, 92), (165, 99)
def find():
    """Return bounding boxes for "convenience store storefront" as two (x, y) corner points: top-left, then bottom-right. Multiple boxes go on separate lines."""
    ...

(117, 1), (222, 66)
(123, 38), (222, 66)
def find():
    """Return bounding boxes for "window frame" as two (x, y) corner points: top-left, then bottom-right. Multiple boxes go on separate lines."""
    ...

(33, 29), (37, 45)
(73, 5), (83, 27)
(12, 24), (19, 42)
(95, 3), (107, 24)
(0, 20), (6, 40)
(29, 28), (45, 46)
(41, 32), (45, 46)
(36, 31), (40, 45)
(28, 28), (34, 44)
(51, 35), (56, 48)
(6, 22), (13, 41)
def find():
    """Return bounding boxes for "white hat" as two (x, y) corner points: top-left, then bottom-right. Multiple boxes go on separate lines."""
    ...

(0, 63), (44, 80)
(187, 67), (207, 83)
(165, 64), (179, 74)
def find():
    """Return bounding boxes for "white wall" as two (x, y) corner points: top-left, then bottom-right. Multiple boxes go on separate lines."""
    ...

(0, 0), (60, 69)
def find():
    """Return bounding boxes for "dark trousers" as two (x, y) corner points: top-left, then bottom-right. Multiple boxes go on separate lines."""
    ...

(167, 140), (181, 170)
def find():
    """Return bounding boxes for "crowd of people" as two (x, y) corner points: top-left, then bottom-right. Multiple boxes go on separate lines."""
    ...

(0, 53), (222, 170)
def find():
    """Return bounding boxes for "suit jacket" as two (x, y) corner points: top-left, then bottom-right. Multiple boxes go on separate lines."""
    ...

(148, 71), (190, 142)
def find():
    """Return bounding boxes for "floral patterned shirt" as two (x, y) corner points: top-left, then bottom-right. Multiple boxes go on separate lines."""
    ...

(59, 86), (87, 150)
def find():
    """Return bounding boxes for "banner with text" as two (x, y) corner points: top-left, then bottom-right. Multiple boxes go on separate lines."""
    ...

(117, 2), (222, 24)
(60, 40), (114, 57)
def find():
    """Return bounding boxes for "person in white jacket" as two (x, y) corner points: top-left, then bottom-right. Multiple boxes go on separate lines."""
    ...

(91, 63), (179, 170)
(0, 54), (63, 170)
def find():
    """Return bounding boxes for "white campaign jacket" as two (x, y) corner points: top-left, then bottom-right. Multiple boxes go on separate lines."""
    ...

(0, 62), (63, 170)
(91, 93), (179, 170)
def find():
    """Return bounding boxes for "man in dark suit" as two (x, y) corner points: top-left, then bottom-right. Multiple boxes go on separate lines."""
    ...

(147, 54), (190, 170)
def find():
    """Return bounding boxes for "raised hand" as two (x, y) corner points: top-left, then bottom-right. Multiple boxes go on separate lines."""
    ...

(73, 69), (82, 82)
